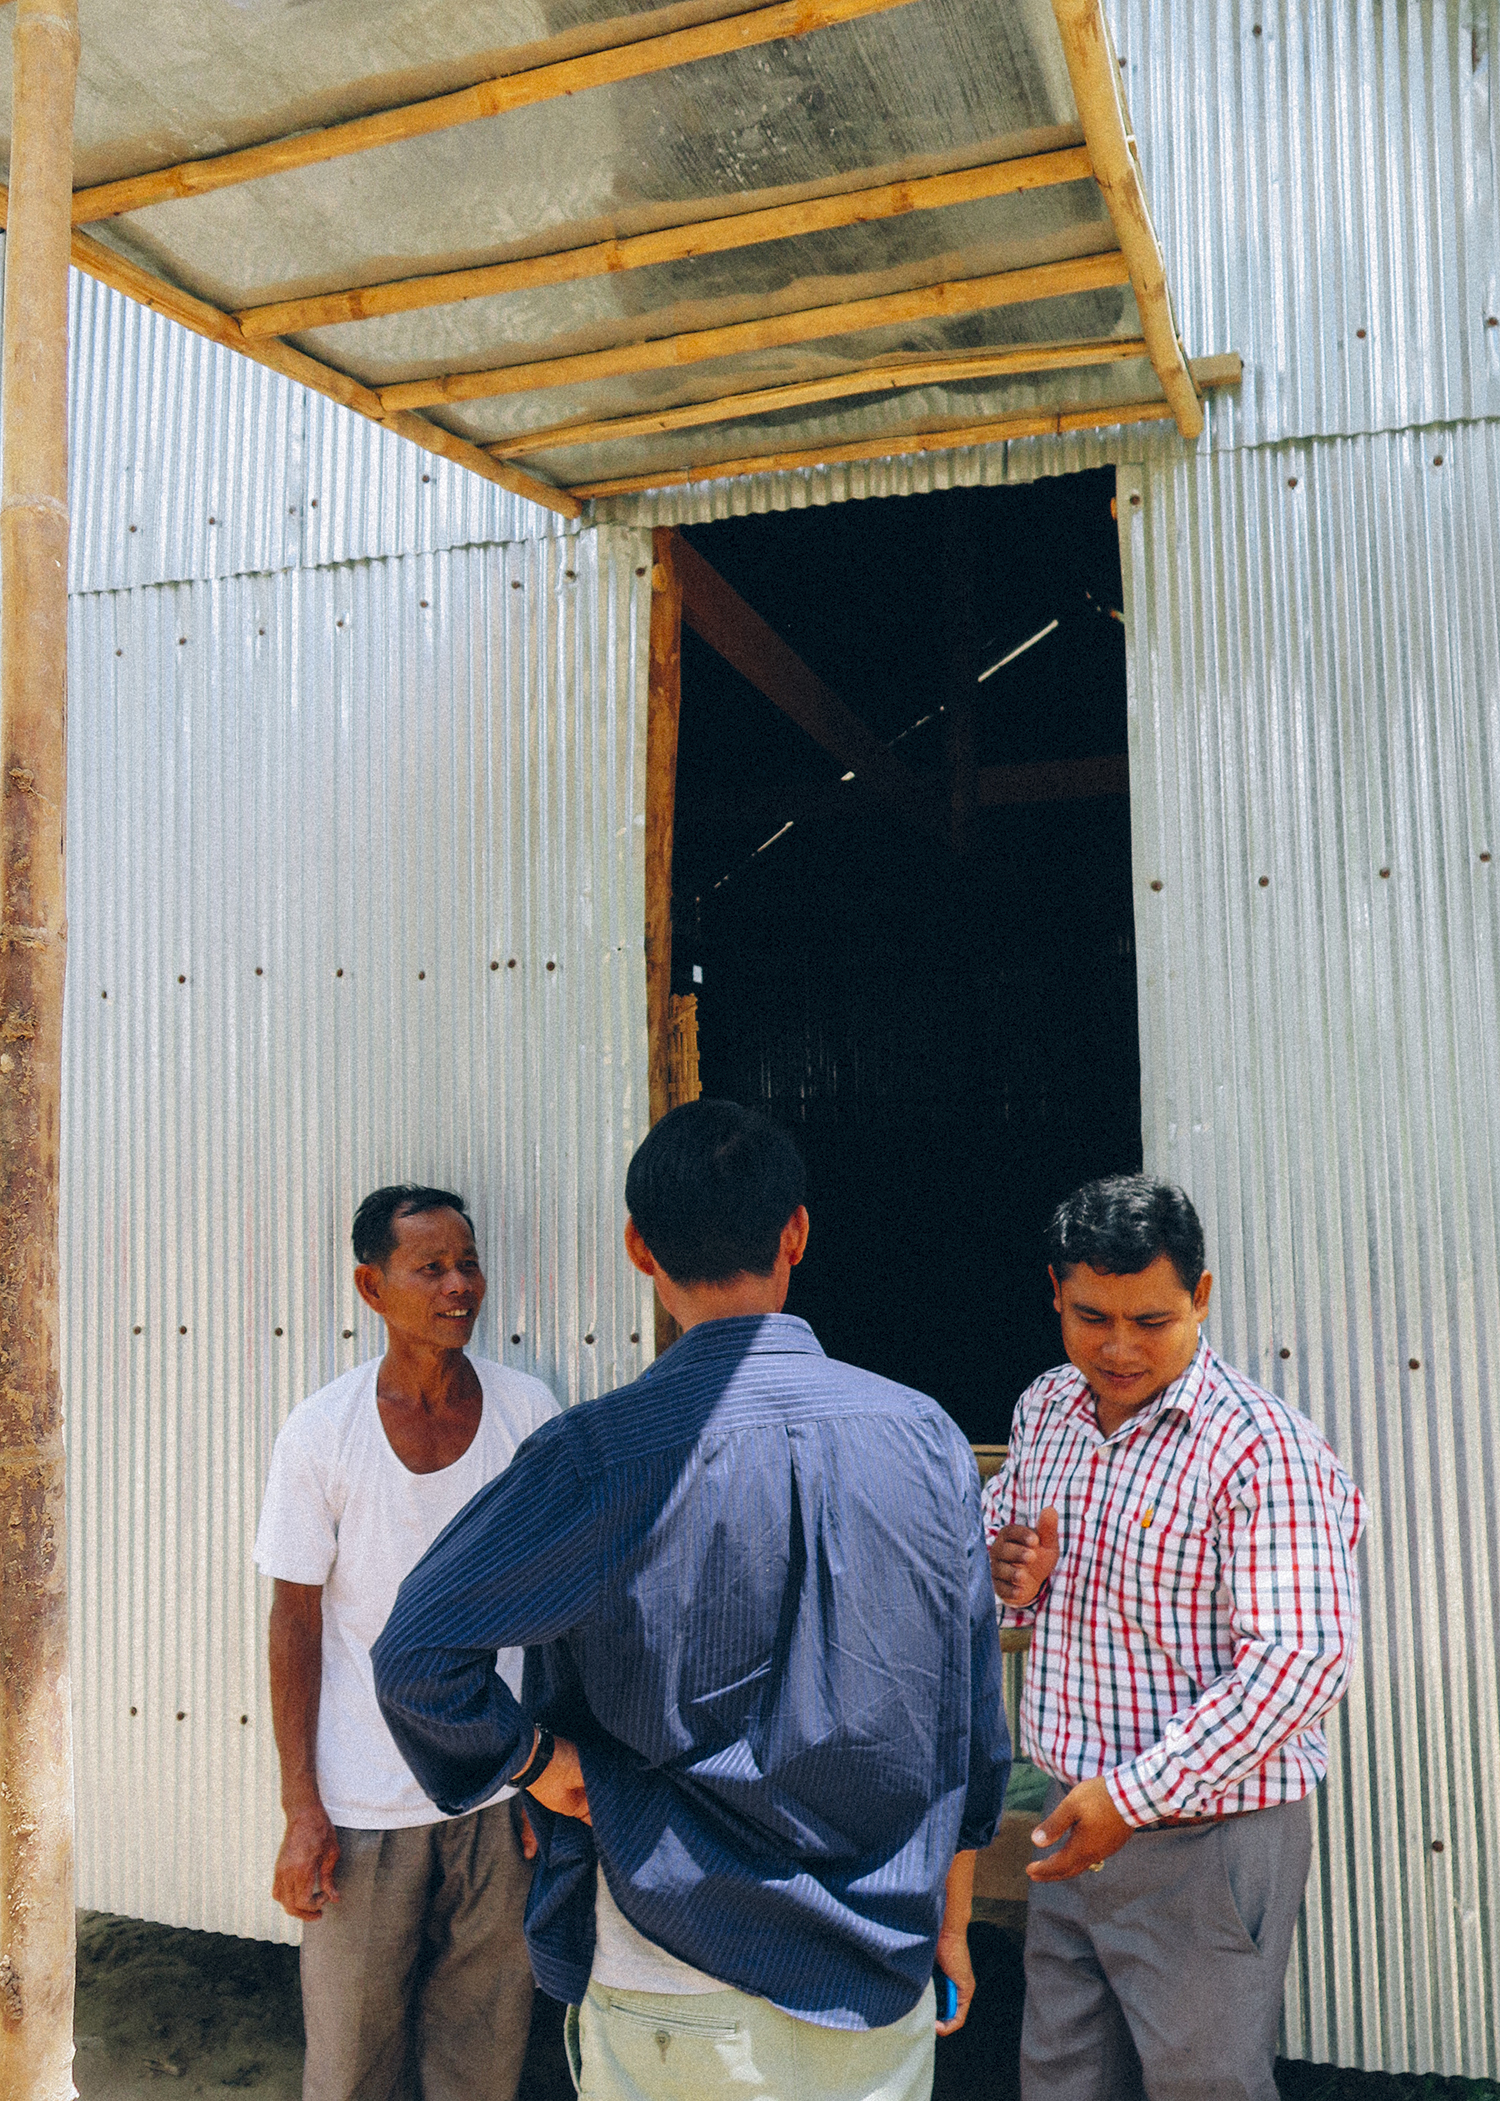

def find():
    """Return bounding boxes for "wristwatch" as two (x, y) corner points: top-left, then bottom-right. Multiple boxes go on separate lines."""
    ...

(508, 1726), (556, 1793)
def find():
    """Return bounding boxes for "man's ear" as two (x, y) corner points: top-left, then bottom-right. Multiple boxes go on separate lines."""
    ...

(353, 1263), (385, 1316)
(624, 1217), (657, 1279)
(1048, 1263), (1063, 1314)
(783, 1206), (810, 1268)
(1193, 1270), (1213, 1320)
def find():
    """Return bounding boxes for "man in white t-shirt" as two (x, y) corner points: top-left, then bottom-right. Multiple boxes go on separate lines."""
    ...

(254, 1184), (559, 2101)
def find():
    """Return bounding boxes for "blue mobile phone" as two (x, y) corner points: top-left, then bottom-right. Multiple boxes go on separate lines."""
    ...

(934, 1965), (959, 2023)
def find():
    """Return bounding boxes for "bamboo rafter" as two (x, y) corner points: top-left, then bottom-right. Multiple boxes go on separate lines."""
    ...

(0, 188), (581, 518)
(69, 0), (926, 224)
(234, 147), (1094, 339)
(488, 338), (1157, 459)
(568, 370), (1238, 498)
(1050, 0), (1201, 438)
(379, 249), (1134, 412)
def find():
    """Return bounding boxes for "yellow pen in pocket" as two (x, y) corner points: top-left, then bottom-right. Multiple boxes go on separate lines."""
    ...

(1140, 1505), (1154, 1530)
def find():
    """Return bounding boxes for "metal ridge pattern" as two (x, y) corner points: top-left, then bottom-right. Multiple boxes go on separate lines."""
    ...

(64, 526), (652, 1937)
(1122, 419), (1500, 2076)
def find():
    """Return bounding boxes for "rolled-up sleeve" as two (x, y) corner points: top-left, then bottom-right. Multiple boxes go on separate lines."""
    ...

(372, 1416), (603, 1815)
(1106, 1430), (1365, 1827)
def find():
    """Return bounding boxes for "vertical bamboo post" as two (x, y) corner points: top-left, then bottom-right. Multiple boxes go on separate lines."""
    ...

(0, 3), (81, 2097)
(645, 528), (683, 1355)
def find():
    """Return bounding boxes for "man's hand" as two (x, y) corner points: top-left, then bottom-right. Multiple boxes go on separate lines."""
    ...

(934, 1922), (975, 2037)
(1026, 1777), (1131, 1882)
(272, 1804), (341, 1922)
(515, 1803), (540, 1861)
(526, 1736), (591, 1824)
(989, 1506), (1060, 1607)
(934, 1848), (976, 2035)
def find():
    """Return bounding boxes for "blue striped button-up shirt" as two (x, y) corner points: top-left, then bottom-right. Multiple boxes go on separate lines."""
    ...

(372, 1313), (1009, 2029)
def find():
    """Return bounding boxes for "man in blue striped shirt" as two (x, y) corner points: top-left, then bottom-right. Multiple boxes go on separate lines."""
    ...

(373, 1100), (1008, 2101)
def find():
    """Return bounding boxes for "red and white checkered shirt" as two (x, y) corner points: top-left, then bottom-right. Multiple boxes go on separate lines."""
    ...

(982, 1336), (1364, 1829)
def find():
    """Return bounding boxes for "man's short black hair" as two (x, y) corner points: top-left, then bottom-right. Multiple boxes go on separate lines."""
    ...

(1046, 1174), (1206, 1294)
(352, 1185), (474, 1268)
(625, 1100), (806, 1285)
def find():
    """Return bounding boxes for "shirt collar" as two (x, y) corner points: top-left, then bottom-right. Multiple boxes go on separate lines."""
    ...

(648, 1312), (828, 1371)
(1061, 1330), (1214, 1437)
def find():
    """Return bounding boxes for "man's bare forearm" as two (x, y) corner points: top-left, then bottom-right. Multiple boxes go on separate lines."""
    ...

(940, 1848), (976, 1937)
(268, 1580), (325, 1813)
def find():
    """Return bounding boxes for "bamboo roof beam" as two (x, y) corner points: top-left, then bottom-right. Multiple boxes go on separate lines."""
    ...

(569, 360), (1239, 496)
(1050, 0), (1201, 439)
(9, 207), (582, 518)
(235, 147), (1094, 339)
(489, 338), (1153, 459)
(69, 0), (924, 224)
(379, 248), (1134, 412)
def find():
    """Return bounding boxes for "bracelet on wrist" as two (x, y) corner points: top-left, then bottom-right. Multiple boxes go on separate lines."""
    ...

(508, 1726), (556, 1793)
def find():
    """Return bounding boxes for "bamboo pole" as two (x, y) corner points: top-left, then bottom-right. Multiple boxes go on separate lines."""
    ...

(645, 530), (683, 1357)
(380, 249), (1134, 412)
(0, 3), (81, 2097)
(570, 354), (1239, 497)
(69, 0), (923, 225)
(234, 147), (1095, 339)
(1050, 0), (1201, 439)
(489, 338), (1152, 459)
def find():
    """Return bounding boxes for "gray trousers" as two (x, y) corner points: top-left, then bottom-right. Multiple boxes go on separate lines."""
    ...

(1020, 1788), (1312, 2101)
(300, 1801), (535, 2101)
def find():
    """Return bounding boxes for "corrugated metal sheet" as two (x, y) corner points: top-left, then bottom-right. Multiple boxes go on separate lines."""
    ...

(1121, 420), (1500, 2076)
(1117, 0), (1500, 448)
(63, 524), (653, 1939)
(64, 266), (577, 596)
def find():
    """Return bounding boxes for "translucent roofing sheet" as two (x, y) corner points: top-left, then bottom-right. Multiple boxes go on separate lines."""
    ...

(0, 0), (1197, 503)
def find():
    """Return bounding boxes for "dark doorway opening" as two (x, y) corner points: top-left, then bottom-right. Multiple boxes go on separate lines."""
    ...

(668, 471), (1140, 1442)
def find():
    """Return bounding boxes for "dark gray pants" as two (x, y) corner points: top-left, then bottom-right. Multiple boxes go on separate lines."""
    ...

(300, 1802), (535, 2101)
(1020, 1788), (1312, 2101)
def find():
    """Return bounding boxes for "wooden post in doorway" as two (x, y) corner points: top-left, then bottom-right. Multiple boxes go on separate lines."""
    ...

(646, 528), (683, 1353)
(0, 3), (81, 2096)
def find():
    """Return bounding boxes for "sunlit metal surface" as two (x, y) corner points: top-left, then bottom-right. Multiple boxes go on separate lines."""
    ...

(64, 525), (653, 1939)
(1122, 424), (1500, 2078)
(65, 267), (577, 595)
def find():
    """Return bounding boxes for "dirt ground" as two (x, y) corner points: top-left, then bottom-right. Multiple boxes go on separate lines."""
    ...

(72, 1911), (1023, 2101)
(73, 1909), (1500, 2101)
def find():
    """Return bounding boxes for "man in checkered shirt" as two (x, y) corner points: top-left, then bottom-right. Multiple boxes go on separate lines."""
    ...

(982, 1174), (1363, 2101)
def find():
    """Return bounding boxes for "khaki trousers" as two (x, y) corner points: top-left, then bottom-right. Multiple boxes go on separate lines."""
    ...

(300, 1802), (534, 2101)
(566, 1977), (936, 2101)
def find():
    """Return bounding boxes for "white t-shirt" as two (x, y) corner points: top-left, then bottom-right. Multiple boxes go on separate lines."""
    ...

(254, 1354), (559, 1829)
(592, 1873), (722, 1995)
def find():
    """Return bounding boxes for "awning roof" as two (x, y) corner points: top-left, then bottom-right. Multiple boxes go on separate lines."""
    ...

(0, 0), (1236, 519)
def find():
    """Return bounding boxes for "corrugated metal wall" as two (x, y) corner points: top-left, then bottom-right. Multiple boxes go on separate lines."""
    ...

(595, 4), (1500, 2075)
(47, 0), (1500, 2071)
(64, 524), (653, 1940)
(1120, 423), (1500, 2076)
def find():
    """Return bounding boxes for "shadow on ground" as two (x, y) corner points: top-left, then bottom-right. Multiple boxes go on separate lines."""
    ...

(75, 1913), (1500, 2100)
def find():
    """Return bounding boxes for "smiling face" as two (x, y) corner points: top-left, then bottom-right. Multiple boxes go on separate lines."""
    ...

(355, 1205), (486, 1352)
(1051, 1253), (1212, 1425)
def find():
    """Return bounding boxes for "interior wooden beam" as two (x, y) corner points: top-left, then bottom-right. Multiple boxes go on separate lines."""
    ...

(235, 147), (1094, 339)
(380, 249), (1133, 412)
(31, 215), (582, 518)
(489, 338), (1149, 458)
(977, 754), (1129, 805)
(69, 0), (925, 224)
(671, 530), (950, 844)
(571, 355), (1239, 497)
(1051, 0), (1201, 439)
